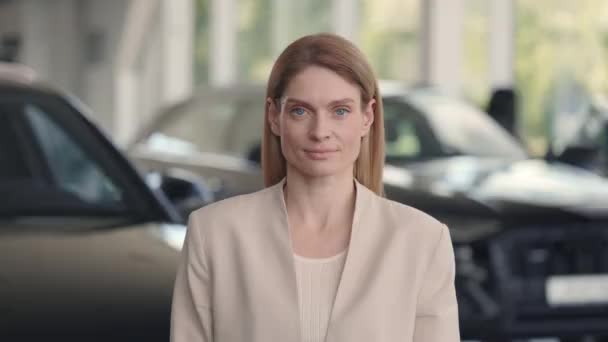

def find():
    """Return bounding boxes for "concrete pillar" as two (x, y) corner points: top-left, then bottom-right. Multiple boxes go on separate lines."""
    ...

(138, 24), (163, 126)
(115, 70), (137, 144)
(210, 0), (237, 86)
(160, 0), (194, 105)
(420, 0), (465, 96)
(114, 0), (159, 145)
(20, 0), (84, 96)
(0, 1), (19, 34)
(332, 0), (359, 42)
(81, 0), (129, 133)
(489, 0), (514, 89)
(114, 0), (194, 145)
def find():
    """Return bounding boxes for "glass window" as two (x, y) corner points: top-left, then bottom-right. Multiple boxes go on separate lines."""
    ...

(515, 0), (608, 155)
(237, 0), (272, 82)
(463, 0), (490, 105)
(408, 92), (527, 159)
(359, 0), (420, 82)
(288, 0), (331, 38)
(195, 0), (421, 83)
(194, 0), (211, 84)
(24, 104), (123, 205)
(236, 0), (331, 82)
(383, 101), (422, 159)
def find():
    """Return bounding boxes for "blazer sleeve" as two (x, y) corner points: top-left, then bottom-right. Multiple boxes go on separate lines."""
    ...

(170, 213), (213, 342)
(413, 224), (460, 342)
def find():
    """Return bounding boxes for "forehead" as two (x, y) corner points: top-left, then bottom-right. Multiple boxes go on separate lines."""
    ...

(283, 66), (361, 104)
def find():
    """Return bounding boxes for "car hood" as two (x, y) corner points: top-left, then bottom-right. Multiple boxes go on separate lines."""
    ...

(386, 156), (608, 219)
(0, 219), (185, 339)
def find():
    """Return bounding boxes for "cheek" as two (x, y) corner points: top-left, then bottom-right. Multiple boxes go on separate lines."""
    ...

(340, 121), (365, 145)
(279, 122), (305, 154)
(335, 127), (363, 161)
(281, 121), (299, 141)
(346, 135), (363, 157)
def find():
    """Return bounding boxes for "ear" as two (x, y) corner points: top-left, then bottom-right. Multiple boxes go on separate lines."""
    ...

(266, 97), (281, 136)
(361, 98), (375, 137)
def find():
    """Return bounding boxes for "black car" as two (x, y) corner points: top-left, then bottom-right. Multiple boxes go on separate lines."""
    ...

(132, 84), (608, 341)
(382, 91), (608, 341)
(0, 63), (212, 341)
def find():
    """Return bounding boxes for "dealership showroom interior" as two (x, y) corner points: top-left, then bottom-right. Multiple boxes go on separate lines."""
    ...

(1, 0), (608, 341)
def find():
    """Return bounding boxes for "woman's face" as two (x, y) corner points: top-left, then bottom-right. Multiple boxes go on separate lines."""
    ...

(268, 66), (375, 179)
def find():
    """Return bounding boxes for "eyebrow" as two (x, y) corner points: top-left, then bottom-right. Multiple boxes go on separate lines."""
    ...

(283, 97), (356, 108)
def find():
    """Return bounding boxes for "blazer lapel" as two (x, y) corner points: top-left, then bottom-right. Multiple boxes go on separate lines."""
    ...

(263, 178), (301, 341)
(324, 180), (371, 342)
(269, 178), (373, 342)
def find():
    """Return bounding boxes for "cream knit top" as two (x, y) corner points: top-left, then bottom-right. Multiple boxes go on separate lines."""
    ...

(293, 249), (348, 342)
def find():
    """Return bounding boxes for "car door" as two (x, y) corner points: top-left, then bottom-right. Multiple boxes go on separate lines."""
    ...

(0, 87), (182, 341)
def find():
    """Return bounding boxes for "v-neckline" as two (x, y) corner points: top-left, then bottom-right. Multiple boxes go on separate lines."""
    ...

(274, 177), (368, 342)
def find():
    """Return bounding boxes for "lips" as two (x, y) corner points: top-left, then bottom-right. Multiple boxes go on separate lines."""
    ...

(303, 148), (338, 160)
(305, 149), (337, 153)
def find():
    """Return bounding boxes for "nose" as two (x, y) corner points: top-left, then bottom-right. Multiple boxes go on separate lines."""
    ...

(308, 113), (331, 141)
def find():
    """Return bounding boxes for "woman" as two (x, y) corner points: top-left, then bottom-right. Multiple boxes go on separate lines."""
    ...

(171, 33), (459, 342)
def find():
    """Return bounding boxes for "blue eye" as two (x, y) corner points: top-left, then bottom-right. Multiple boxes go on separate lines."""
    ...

(335, 108), (349, 116)
(291, 107), (306, 116)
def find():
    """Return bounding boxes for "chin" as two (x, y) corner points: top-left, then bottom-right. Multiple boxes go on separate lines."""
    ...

(295, 162), (352, 179)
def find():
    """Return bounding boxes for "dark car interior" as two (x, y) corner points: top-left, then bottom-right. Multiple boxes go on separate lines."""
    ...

(0, 100), (128, 216)
(0, 92), (179, 224)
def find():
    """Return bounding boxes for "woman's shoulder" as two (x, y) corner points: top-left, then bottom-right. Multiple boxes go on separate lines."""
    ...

(366, 187), (443, 225)
(369, 195), (452, 263)
(368, 190), (446, 239)
(190, 185), (276, 222)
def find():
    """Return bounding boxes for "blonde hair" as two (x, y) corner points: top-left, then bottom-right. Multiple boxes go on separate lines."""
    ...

(262, 33), (385, 195)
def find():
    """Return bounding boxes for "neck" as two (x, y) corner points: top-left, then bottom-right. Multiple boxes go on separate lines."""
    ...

(283, 170), (356, 234)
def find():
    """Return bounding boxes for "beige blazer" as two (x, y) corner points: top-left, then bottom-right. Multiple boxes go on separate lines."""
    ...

(170, 178), (460, 342)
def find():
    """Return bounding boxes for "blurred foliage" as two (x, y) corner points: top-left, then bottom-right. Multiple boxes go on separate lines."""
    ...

(515, 0), (608, 155)
(237, 0), (330, 81)
(358, 0), (419, 83)
(463, 0), (489, 106)
(288, 0), (331, 43)
(236, 0), (271, 82)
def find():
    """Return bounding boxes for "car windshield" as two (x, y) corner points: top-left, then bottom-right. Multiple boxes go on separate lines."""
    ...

(407, 91), (528, 159)
(140, 86), (265, 158)
(0, 100), (130, 218)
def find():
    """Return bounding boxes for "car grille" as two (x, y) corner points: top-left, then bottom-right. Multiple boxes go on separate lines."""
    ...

(488, 224), (608, 336)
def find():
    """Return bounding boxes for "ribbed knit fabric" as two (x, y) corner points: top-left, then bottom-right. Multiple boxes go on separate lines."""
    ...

(293, 249), (347, 342)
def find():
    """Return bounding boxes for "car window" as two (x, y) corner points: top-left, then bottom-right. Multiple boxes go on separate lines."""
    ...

(23, 104), (124, 205)
(407, 91), (527, 159)
(382, 98), (446, 162)
(383, 101), (422, 159)
(0, 109), (31, 181)
(0, 99), (131, 219)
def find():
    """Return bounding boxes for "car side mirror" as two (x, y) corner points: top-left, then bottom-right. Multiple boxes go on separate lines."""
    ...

(147, 169), (216, 221)
(545, 144), (603, 173)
